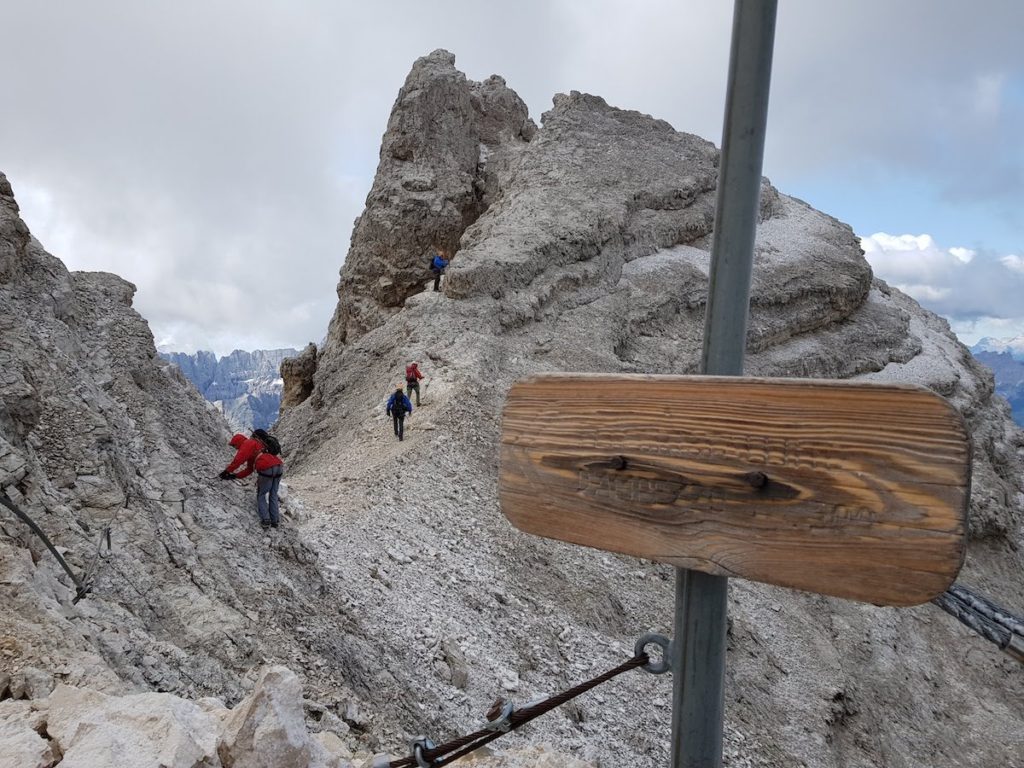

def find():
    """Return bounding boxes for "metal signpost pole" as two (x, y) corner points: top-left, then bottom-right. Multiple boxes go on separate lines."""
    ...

(670, 1), (778, 766)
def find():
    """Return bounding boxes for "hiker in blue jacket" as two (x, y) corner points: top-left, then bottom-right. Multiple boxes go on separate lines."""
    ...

(386, 385), (413, 441)
(430, 248), (450, 292)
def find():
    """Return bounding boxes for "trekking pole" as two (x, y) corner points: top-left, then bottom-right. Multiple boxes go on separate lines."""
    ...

(671, 2), (778, 766)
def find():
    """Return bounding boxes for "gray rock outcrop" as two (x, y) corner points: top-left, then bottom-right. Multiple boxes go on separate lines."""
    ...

(280, 343), (318, 412)
(324, 49), (536, 347)
(0, 665), (350, 768)
(279, 51), (1024, 767)
(0, 172), (374, 752)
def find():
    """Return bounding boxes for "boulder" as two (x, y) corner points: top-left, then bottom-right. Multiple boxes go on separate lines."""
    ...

(0, 717), (58, 768)
(218, 666), (342, 768)
(45, 684), (221, 768)
(7, 667), (54, 701)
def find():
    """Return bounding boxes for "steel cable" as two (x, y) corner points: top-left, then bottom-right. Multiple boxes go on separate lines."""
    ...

(388, 653), (650, 768)
(932, 585), (1024, 664)
(946, 584), (1024, 638)
(0, 491), (91, 603)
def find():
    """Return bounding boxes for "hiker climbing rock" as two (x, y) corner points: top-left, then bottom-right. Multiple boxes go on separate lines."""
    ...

(405, 360), (425, 406)
(220, 432), (258, 479)
(386, 385), (413, 441)
(220, 429), (285, 529)
(429, 247), (450, 292)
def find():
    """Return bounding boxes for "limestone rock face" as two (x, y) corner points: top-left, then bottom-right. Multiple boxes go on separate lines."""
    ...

(458, 746), (593, 767)
(0, 666), (350, 768)
(278, 53), (1024, 768)
(323, 49), (536, 349)
(0, 172), (364, 733)
(46, 684), (221, 768)
(218, 666), (341, 768)
(0, 704), (58, 768)
(280, 343), (318, 412)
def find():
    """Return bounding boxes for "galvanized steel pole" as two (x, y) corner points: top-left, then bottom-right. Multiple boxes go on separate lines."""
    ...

(671, 1), (778, 766)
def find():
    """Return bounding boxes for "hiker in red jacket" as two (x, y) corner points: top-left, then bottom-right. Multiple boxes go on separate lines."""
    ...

(405, 361), (425, 406)
(221, 433), (261, 477)
(220, 430), (284, 529)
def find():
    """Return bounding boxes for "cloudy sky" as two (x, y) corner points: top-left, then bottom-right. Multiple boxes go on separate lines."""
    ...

(2, 1), (1022, 354)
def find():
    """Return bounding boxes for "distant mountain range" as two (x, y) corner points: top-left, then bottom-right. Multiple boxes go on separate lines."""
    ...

(160, 339), (1024, 433)
(971, 339), (1024, 426)
(159, 348), (299, 432)
(973, 336), (1024, 359)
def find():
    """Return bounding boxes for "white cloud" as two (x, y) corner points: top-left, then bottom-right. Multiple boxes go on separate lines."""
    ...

(900, 284), (951, 301)
(1, 1), (1022, 353)
(949, 247), (975, 264)
(862, 232), (1024, 345)
(1000, 254), (1024, 273)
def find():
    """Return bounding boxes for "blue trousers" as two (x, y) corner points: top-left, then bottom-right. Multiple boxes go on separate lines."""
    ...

(256, 465), (283, 524)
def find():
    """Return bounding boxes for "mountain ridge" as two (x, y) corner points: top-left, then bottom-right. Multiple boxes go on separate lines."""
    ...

(1, 47), (1021, 768)
(974, 335), (1024, 359)
(276, 49), (1024, 767)
(972, 347), (1024, 426)
(159, 347), (298, 431)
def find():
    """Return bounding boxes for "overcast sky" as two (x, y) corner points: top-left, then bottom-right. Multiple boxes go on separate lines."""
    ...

(2, 1), (1022, 354)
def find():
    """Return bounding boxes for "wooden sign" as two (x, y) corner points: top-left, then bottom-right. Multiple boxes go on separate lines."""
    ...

(500, 375), (971, 606)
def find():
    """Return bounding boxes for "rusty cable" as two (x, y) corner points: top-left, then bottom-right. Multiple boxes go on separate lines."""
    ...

(388, 652), (650, 768)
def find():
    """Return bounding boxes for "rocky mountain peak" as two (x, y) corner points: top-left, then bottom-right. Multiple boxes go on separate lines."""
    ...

(3, 45), (1023, 767)
(277, 52), (1024, 767)
(323, 49), (535, 349)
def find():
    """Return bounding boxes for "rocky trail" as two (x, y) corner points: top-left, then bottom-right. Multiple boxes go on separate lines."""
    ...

(2, 48), (1023, 768)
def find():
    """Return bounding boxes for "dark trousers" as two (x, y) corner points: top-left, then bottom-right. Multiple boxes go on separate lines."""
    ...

(256, 465), (283, 524)
(393, 414), (405, 440)
(406, 380), (420, 405)
(432, 268), (442, 291)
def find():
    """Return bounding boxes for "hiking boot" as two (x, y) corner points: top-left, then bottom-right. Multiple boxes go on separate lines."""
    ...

(260, 521), (271, 529)
(271, 522), (279, 528)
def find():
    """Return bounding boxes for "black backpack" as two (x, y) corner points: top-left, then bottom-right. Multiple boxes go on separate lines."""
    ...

(252, 429), (282, 456)
(391, 393), (407, 416)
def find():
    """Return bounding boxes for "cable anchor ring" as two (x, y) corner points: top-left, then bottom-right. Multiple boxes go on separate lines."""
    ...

(634, 632), (673, 674)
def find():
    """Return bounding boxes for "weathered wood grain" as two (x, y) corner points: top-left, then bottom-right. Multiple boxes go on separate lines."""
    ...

(499, 374), (971, 606)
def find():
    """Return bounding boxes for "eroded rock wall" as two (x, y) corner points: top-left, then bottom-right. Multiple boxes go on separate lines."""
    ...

(323, 49), (536, 351)
(0, 173), (377, 758)
(278, 51), (1024, 768)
